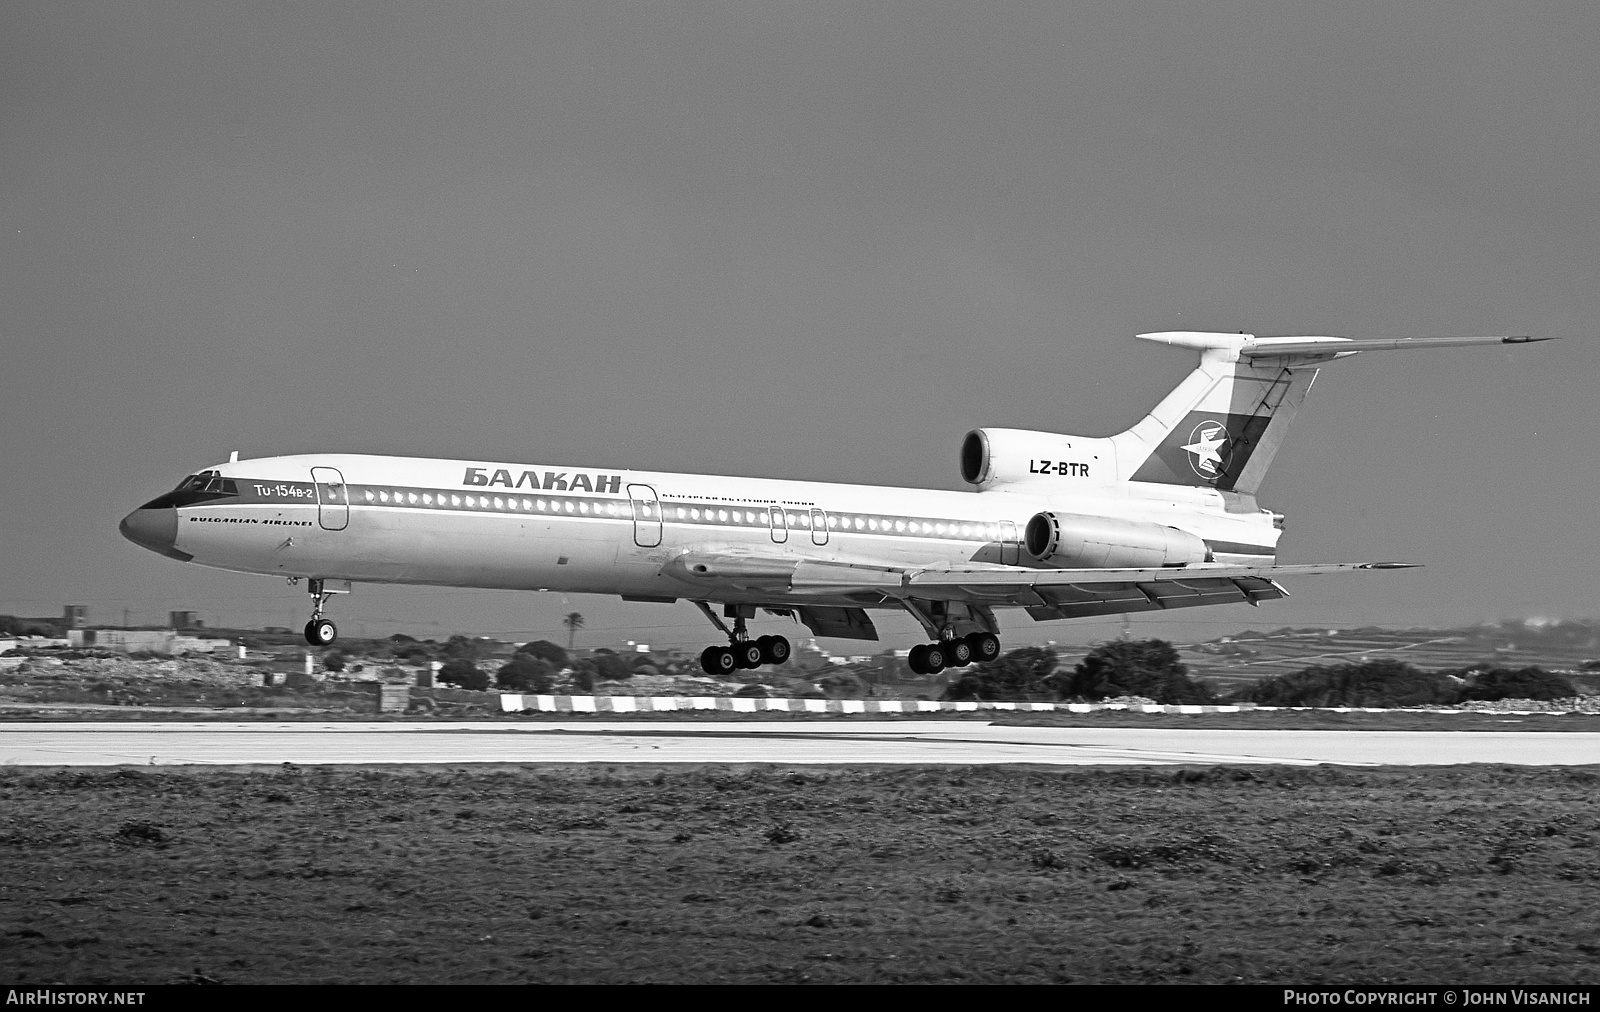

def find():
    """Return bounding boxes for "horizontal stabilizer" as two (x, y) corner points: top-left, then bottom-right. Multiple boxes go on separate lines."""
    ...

(1239, 335), (1547, 359)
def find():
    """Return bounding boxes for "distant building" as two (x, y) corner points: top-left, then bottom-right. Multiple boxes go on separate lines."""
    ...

(169, 611), (202, 629)
(67, 629), (231, 655)
(62, 605), (88, 629)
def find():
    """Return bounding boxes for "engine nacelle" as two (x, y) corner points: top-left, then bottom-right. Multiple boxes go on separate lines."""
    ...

(960, 428), (1109, 488)
(1024, 511), (1210, 568)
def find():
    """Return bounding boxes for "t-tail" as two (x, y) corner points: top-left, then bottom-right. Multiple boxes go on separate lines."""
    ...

(1112, 332), (1548, 495)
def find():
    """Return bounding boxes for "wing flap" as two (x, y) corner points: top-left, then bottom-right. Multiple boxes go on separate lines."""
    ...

(795, 606), (879, 641)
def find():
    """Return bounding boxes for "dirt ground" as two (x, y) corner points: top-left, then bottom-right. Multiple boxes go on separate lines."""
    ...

(2, 764), (1598, 984)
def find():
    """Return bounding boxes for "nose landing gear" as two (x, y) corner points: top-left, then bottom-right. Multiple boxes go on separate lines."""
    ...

(297, 578), (341, 647)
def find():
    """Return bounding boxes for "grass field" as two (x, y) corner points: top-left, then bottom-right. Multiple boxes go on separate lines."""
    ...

(3, 763), (1598, 984)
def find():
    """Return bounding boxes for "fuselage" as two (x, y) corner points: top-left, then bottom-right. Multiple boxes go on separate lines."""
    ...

(120, 452), (1281, 610)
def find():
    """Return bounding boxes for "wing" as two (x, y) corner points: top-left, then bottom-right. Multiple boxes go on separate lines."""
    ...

(897, 561), (1413, 620)
(662, 553), (1415, 621)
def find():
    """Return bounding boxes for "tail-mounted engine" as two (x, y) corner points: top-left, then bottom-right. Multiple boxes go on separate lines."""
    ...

(960, 428), (1111, 489)
(1024, 511), (1210, 568)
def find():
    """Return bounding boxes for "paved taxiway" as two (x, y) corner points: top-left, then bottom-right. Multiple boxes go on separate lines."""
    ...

(2, 721), (1598, 767)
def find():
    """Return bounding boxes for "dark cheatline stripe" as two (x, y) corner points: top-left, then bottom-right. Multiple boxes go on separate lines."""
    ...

(193, 478), (1017, 542)
(1205, 540), (1275, 556)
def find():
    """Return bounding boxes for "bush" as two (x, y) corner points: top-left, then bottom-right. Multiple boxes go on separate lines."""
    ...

(516, 640), (568, 667)
(321, 651), (347, 673)
(392, 643), (434, 662)
(1457, 666), (1576, 702)
(1061, 640), (1215, 705)
(1235, 659), (1456, 708)
(734, 684), (769, 698)
(568, 661), (596, 693)
(496, 656), (555, 693)
(442, 635), (495, 662)
(590, 651), (633, 682)
(437, 658), (490, 691)
(817, 672), (864, 698)
(943, 646), (1060, 701)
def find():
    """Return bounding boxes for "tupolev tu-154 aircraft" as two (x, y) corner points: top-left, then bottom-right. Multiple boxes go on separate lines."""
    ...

(120, 331), (1546, 675)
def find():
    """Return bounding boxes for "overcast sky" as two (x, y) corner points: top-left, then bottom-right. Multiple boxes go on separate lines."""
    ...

(3, 1), (1596, 650)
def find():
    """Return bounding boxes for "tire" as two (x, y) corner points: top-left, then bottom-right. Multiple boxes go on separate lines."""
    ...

(968, 632), (1000, 663)
(700, 646), (723, 675)
(908, 644), (930, 676)
(735, 641), (764, 669)
(306, 618), (337, 647)
(945, 638), (973, 667)
(760, 635), (791, 666)
(923, 643), (947, 673)
(707, 647), (738, 676)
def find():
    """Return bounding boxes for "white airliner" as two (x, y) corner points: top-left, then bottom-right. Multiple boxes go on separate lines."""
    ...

(120, 332), (1545, 675)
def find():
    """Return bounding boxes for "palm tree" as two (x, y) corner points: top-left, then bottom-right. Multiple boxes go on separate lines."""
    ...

(562, 612), (585, 650)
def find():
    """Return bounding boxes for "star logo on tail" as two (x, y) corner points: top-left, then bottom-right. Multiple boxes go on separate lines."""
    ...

(1181, 422), (1232, 480)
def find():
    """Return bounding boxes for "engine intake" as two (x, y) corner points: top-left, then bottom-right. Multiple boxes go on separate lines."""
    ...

(1024, 512), (1210, 568)
(960, 428), (1105, 488)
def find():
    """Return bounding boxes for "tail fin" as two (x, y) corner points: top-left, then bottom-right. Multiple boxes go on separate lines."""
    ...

(1112, 332), (1544, 495)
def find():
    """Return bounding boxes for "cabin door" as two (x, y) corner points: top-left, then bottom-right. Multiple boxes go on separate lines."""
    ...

(627, 484), (662, 548)
(809, 508), (829, 546)
(311, 467), (349, 531)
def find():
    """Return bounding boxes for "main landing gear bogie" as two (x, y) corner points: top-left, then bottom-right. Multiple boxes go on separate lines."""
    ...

(693, 602), (793, 675)
(699, 634), (792, 676)
(908, 632), (1000, 675)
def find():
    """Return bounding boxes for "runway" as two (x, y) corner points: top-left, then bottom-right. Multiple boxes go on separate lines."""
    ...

(2, 721), (1598, 767)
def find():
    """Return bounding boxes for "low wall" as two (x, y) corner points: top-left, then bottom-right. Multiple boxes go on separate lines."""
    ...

(497, 695), (1598, 716)
(498, 695), (1251, 715)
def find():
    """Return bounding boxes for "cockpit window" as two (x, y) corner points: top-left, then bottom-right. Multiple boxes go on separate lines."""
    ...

(138, 470), (239, 509)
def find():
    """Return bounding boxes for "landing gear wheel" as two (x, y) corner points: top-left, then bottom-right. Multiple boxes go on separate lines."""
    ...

(967, 632), (1000, 663)
(923, 642), (947, 674)
(908, 644), (930, 676)
(734, 641), (764, 670)
(702, 646), (738, 676)
(758, 635), (791, 666)
(945, 638), (974, 667)
(305, 618), (337, 647)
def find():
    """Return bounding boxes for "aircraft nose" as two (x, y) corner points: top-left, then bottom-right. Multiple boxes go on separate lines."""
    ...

(119, 507), (190, 561)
